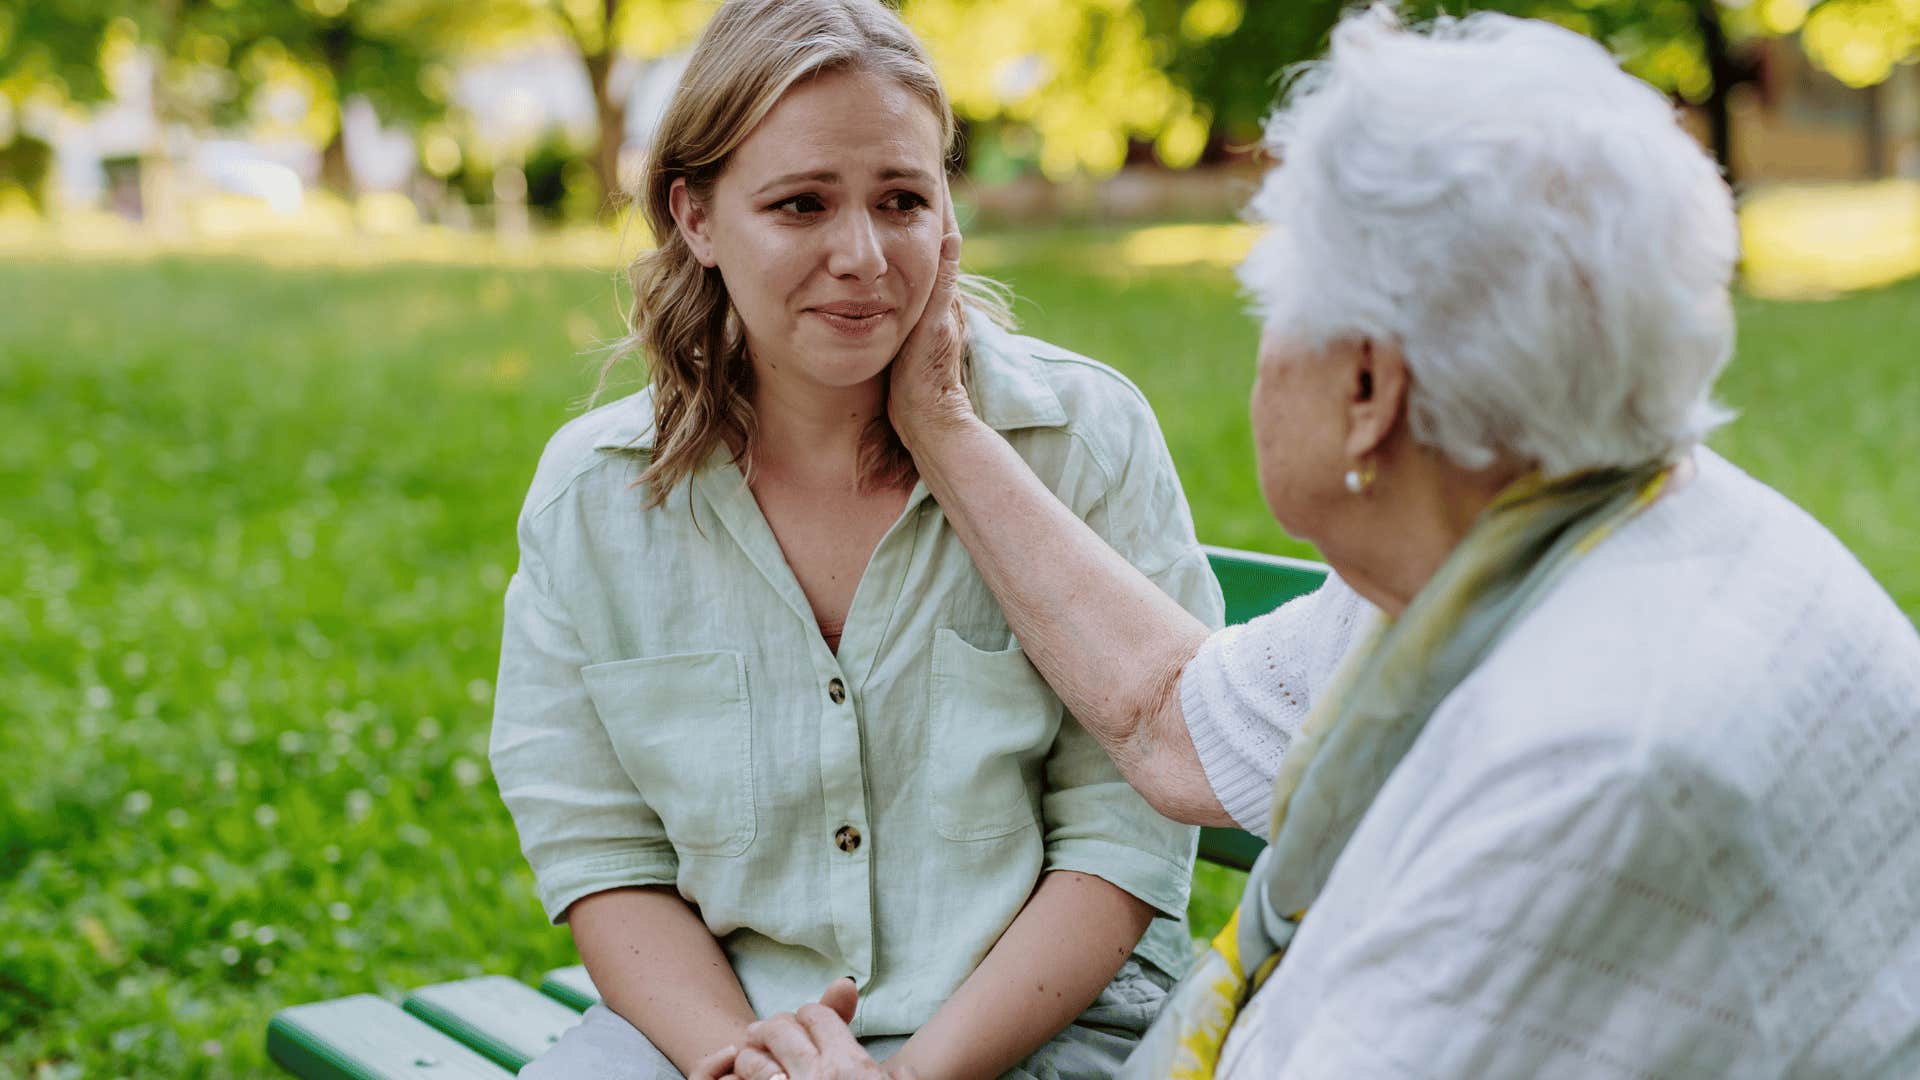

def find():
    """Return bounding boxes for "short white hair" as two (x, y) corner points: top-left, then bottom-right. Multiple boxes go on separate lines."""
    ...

(1239, 6), (1739, 476)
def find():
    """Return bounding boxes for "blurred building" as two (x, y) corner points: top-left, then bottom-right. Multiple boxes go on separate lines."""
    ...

(1697, 40), (1920, 182)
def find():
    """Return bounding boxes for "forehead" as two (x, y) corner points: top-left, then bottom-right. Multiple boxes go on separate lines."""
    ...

(727, 67), (944, 182)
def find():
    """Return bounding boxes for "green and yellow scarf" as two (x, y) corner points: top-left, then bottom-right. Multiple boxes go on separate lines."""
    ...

(1120, 462), (1672, 1079)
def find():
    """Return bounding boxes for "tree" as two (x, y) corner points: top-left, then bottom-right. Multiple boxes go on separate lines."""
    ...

(0, 0), (129, 107)
(163, 0), (446, 193)
(904, 0), (1244, 177)
(438, 0), (707, 214)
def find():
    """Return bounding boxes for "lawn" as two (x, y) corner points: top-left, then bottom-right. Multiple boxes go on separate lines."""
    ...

(2, 234), (1915, 1077)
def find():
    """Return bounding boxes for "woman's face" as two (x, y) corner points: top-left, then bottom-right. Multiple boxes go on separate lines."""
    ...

(673, 68), (947, 393)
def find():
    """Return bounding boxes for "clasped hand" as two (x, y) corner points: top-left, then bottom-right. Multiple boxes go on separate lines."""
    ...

(688, 978), (915, 1080)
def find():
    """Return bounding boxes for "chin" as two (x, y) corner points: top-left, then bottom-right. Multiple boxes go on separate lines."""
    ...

(801, 333), (904, 384)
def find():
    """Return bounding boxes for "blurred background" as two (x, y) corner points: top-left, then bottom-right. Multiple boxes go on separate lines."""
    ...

(3, 1), (1917, 1077)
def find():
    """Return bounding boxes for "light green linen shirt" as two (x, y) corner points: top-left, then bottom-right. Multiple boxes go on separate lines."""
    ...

(489, 316), (1224, 1038)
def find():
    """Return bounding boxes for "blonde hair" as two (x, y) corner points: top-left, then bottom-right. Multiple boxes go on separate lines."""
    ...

(606, 0), (1009, 506)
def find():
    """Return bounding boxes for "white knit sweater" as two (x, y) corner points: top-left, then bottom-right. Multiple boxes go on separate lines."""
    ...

(1180, 448), (1920, 1078)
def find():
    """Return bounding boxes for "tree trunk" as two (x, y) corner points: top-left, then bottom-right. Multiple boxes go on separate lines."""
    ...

(1863, 79), (1888, 179)
(586, 49), (628, 215)
(316, 24), (356, 196)
(1691, 0), (1738, 186)
(320, 129), (353, 195)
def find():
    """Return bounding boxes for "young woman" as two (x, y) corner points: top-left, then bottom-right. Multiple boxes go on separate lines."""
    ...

(487, 2), (1222, 1077)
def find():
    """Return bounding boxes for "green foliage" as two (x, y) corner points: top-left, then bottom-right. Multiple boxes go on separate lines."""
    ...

(1, 235), (1915, 1075)
(0, 0), (135, 105)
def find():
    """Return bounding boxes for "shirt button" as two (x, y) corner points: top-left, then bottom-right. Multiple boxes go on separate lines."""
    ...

(834, 825), (862, 853)
(827, 678), (846, 705)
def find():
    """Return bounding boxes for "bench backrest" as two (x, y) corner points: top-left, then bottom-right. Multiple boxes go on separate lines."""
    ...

(1194, 546), (1328, 871)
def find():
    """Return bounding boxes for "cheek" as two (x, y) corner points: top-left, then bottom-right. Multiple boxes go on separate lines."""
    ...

(1249, 366), (1321, 528)
(888, 222), (941, 311)
(714, 227), (809, 316)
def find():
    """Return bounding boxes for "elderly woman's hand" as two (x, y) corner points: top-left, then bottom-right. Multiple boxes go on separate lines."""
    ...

(887, 191), (972, 451)
(730, 979), (913, 1080)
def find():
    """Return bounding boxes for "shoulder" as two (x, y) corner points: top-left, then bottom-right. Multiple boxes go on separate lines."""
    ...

(519, 389), (657, 524)
(1431, 448), (1917, 825)
(967, 314), (1168, 483)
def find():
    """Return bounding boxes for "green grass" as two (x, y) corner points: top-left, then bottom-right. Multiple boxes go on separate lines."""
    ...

(2, 235), (1915, 1077)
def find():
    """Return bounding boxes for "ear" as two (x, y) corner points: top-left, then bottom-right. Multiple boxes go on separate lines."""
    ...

(669, 178), (718, 268)
(1343, 338), (1408, 461)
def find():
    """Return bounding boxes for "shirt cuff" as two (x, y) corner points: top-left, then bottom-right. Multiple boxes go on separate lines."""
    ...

(1044, 835), (1194, 920)
(535, 848), (680, 924)
(1180, 636), (1278, 836)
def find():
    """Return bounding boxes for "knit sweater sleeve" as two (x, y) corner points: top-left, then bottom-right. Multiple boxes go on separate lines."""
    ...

(1178, 573), (1374, 835)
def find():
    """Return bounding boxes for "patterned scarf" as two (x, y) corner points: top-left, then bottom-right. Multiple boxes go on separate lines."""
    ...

(1119, 461), (1672, 1078)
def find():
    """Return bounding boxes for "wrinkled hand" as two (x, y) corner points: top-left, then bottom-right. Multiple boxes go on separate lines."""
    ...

(887, 187), (972, 450)
(735, 978), (913, 1080)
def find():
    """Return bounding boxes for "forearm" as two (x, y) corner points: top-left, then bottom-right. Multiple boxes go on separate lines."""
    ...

(568, 885), (757, 1072)
(890, 870), (1156, 1080)
(907, 416), (1227, 824)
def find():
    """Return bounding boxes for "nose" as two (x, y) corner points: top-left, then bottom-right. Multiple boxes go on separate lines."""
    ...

(825, 209), (887, 282)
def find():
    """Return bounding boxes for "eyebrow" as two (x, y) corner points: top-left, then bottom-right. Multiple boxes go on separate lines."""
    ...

(753, 167), (936, 197)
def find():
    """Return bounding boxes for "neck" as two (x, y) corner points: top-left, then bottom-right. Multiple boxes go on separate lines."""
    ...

(1317, 447), (1527, 619)
(748, 364), (888, 488)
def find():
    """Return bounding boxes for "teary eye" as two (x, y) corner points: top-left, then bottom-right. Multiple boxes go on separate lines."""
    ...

(880, 191), (928, 214)
(770, 193), (826, 214)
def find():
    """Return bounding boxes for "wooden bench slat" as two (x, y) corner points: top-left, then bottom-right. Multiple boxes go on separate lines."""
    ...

(538, 965), (601, 1011)
(403, 976), (585, 1072)
(267, 994), (514, 1079)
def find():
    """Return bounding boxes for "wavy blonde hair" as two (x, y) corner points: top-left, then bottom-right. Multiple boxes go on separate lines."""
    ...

(606, 0), (1009, 507)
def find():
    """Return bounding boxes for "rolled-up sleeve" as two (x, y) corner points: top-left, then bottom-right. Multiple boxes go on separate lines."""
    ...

(489, 510), (678, 923)
(1039, 398), (1224, 918)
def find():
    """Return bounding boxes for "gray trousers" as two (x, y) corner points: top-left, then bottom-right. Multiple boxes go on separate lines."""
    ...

(521, 958), (1173, 1079)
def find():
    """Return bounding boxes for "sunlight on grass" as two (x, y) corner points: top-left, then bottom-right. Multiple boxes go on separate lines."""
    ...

(9, 180), (1918, 302)
(1117, 222), (1261, 268)
(0, 195), (653, 271)
(1741, 180), (1920, 299)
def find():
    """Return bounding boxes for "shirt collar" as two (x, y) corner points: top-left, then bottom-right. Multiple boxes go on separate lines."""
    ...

(591, 309), (1068, 453)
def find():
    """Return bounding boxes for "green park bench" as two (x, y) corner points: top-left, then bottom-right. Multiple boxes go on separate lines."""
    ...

(266, 546), (1328, 1078)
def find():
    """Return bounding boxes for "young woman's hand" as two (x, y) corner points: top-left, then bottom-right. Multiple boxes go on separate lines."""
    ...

(687, 1043), (742, 1080)
(887, 189), (973, 452)
(731, 979), (914, 1080)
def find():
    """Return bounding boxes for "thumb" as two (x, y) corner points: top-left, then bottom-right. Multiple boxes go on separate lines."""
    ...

(819, 976), (858, 1023)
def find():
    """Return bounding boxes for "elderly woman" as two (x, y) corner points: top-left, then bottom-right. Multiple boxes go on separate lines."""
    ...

(719, 9), (1920, 1079)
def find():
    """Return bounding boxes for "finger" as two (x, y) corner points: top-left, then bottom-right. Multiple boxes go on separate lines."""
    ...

(687, 1044), (737, 1080)
(904, 237), (962, 362)
(942, 175), (960, 241)
(817, 976), (858, 1023)
(795, 1001), (868, 1061)
(746, 1015), (820, 1073)
(731, 1046), (785, 1080)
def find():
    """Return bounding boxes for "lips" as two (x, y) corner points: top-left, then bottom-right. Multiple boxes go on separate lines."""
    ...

(810, 301), (893, 318)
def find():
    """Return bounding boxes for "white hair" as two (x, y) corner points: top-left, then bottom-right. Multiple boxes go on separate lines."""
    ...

(1238, 6), (1739, 476)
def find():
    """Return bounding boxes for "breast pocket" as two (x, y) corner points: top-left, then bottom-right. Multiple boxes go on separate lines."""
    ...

(581, 650), (756, 857)
(928, 628), (1060, 841)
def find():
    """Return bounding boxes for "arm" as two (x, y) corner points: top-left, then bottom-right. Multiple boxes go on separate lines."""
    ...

(886, 871), (1154, 1080)
(569, 887), (758, 1072)
(489, 510), (754, 1071)
(910, 416), (1225, 825)
(887, 232), (1226, 823)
